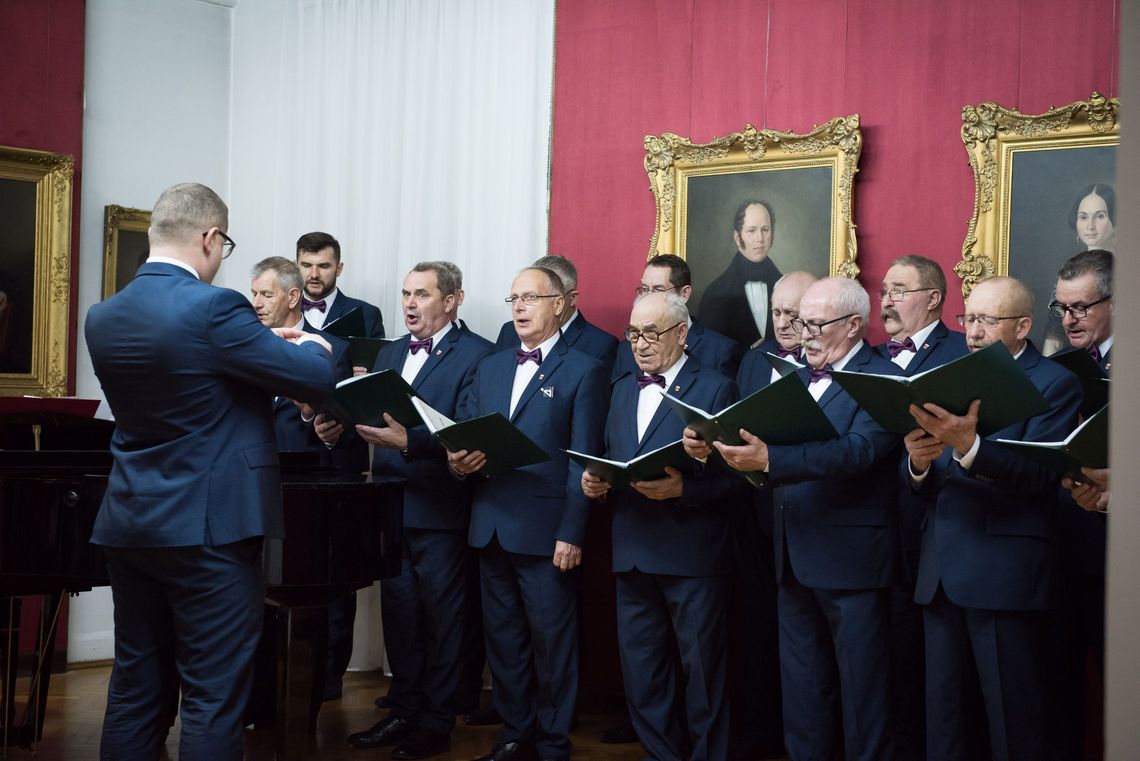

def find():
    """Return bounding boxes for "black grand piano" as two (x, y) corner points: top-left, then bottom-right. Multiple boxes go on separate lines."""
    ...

(0, 397), (403, 760)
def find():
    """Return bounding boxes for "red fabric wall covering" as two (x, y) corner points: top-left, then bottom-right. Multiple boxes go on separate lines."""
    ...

(551, 0), (1118, 704)
(0, 0), (87, 655)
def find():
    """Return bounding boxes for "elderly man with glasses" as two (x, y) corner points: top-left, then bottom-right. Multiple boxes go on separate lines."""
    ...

(901, 276), (1081, 761)
(685, 276), (902, 761)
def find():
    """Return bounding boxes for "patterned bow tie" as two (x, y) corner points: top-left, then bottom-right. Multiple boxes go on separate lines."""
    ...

(302, 297), (327, 313)
(636, 372), (666, 390)
(776, 346), (801, 361)
(1087, 344), (1102, 364)
(808, 364), (833, 383)
(886, 337), (917, 358)
(409, 337), (433, 355)
(516, 347), (542, 365)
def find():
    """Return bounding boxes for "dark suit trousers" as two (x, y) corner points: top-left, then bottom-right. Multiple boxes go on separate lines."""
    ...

(101, 539), (264, 761)
(381, 528), (468, 734)
(923, 587), (1047, 761)
(778, 573), (891, 761)
(480, 537), (579, 759)
(616, 570), (729, 761)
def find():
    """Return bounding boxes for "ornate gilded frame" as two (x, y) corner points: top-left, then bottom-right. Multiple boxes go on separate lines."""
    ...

(956, 91), (1120, 296)
(644, 114), (863, 278)
(102, 205), (151, 299)
(0, 145), (73, 397)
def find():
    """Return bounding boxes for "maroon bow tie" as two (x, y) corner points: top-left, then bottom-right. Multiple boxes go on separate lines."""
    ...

(1087, 344), (1102, 364)
(886, 337), (917, 358)
(776, 346), (801, 361)
(302, 297), (327, 313)
(409, 337), (433, 355)
(636, 372), (666, 390)
(516, 347), (542, 365)
(808, 364), (833, 383)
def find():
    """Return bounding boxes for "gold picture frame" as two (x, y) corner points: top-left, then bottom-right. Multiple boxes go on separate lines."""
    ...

(0, 145), (74, 396)
(956, 92), (1119, 350)
(644, 116), (862, 346)
(102, 205), (152, 300)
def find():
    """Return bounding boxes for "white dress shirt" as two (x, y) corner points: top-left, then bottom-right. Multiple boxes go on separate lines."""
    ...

(401, 322), (453, 384)
(635, 354), (687, 442)
(807, 340), (863, 401)
(509, 332), (562, 417)
(890, 319), (940, 370)
(303, 288), (340, 330)
(147, 256), (199, 279)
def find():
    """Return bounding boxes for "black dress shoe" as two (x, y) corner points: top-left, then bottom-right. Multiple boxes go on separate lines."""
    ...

(392, 729), (451, 760)
(347, 716), (413, 748)
(463, 703), (504, 726)
(471, 741), (536, 761)
(599, 720), (638, 744)
(375, 694), (392, 708)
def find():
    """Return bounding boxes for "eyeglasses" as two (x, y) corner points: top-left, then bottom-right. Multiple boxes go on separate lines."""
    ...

(634, 285), (678, 296)
(203, 230), (236, 259)
(791, 313), (856, 337)
(625, 322), (682, 344)
(1047, 294), (1112, 319)
(504, 293), (560, 306)
(956, 313), (1027, 328)
(878, 286), (936, 301)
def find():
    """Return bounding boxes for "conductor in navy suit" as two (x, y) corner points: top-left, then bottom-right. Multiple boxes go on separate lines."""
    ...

(582, 292), (741, 761)
(449, 266), (608, 761)
(902, 276), (1081, 761)
(296, 231), (385, 360)
(85, 183), (335, 761)
(688, 277), (903, 761)
(494, 255), (618, 372)
(611, 254), (741, 382)
(874, 254), (968, 761)
(329, 262), (493, 758)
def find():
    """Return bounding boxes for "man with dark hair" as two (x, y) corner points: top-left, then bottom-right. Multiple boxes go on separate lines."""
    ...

(697, 199), (784, 348)
(296, 231), (385, 341)
(451, 266), (608, 761)
(494, 254), (618, 371)
(86, 183), (334, 760)
(903, 276), (1081, 761)
(322, 262), (493, 759)
(611, 254), (741, 382)
(873, 254), (967, 761)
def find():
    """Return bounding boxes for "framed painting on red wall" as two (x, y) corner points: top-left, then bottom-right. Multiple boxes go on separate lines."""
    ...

(102, 206), (152, 300)
(956, 92), (1120, 354)
(644, 115), (862, 348)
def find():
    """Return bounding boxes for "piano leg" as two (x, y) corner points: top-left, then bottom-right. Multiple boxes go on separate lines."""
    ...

(1, 596), (20, 751)
(271, 603), (329, 761)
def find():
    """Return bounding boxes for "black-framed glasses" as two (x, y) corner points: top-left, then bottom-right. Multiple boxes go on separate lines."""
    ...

(791, 313), (856, 337)
(956, 313), (1027, 328)
(635, 284), (679, 296)
(203, 230), (236, 259)
(504, 293), (560, 306)
(878, 286), (936, 301)
(1047, 293), (1112, 319)
(625, 322), (682, 344)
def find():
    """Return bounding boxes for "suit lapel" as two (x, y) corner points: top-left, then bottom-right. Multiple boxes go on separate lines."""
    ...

(816, 341), (872, 410)
(411, 329), (457, 390)
(637, 360), (698, 452)
(904, 321), (947, 376)
(560, 317), (584, 350)
(612, 375), (643, 459)
(509, 340), (565, 422)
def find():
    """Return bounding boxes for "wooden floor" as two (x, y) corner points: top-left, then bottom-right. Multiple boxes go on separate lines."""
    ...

(3, 665), (655, 760)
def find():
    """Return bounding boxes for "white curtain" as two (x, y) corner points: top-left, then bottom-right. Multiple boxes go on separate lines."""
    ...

(224, 0), (555, 340)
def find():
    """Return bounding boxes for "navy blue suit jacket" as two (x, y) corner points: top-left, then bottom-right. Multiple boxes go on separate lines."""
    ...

(371, 326), (495, 530)
(766, 342), (903, 590)
(873, 320), (968, 377)
(462, 339), (608, 555)
(908, 341), (1081, 611)
(611, 318), (740, 383)
(325, 289), (385, 339)
(605, 360), (742, 576)
(86, 263), (335, 547)
(495, 311), (618, 373)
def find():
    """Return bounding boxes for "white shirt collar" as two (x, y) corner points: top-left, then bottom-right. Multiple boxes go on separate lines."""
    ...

(289, 316), (305, 331)
(412, 320), (453, 347)
(906, 319), (940, 349)
(146, 256), (199, 279)
(1099, 335), (1114, 356)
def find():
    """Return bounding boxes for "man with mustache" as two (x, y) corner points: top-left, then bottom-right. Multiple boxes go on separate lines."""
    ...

(902, 276), (1081, 761)
(873, 254), (967, 761)
(698, 200), (784, 348)
(686, 277), (902, 761)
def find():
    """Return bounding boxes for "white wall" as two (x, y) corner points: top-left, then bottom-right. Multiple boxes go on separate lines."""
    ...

(69, 0), (233, 663)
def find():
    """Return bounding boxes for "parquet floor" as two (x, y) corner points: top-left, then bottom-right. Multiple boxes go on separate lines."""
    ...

(2, 665), (651, 760)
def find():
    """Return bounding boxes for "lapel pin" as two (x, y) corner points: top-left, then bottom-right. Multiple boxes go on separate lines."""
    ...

(539, 374), (545, 380)
(922, 344), (929, 350)
(674, 385), (681, 392)
(435, 349), (442, 355)
(541, 386), (554, 398)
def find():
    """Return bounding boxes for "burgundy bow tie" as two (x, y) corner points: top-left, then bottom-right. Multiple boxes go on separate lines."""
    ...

(1087, 344), (1102, 364)
(516, 347), (542, 365)
(302, 297), (327, 313)
(808, 364), (833, 383)
(886, 337), (917, 358)
(409, 337), (433, 355)
(776, 346), (801, 361)
(636, 372), (666, 390)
